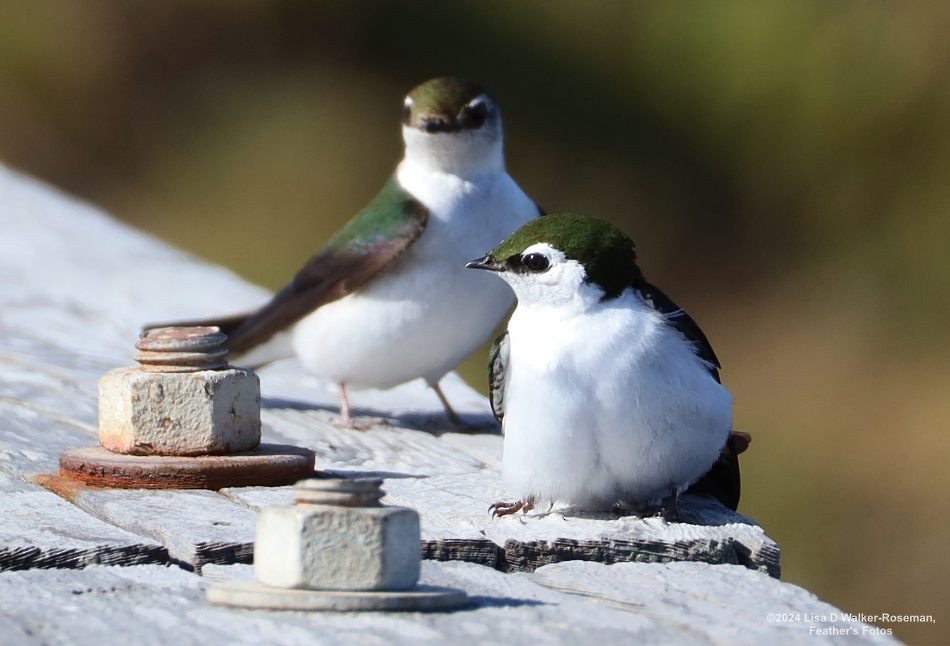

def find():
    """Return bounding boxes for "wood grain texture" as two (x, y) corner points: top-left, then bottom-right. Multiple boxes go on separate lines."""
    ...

(0, 562), (896, 645)
(0, 489), (167, 571)
(34, 478), (257, 571)
(0, 165), (884, 643)
(222, 473), (780, 577)
(0, 163), (777, 576)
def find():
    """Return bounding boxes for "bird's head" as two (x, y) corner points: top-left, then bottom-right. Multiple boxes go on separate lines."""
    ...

(466, 214), (644, 307)
(402, 76), (503, 175)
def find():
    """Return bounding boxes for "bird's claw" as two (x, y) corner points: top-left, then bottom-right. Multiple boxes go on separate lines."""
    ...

(641, 489), (680, 522)
(488, 499), (535, 518)
(644, 506), (670, 519)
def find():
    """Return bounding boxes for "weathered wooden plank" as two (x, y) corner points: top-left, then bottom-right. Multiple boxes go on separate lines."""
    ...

(384, 474), (779, 576)
(0, 464), (30, 493)
(2, 165), (780, 580)
(37, 481), (258, 571)
(0, 488), (167, 571)
(487, 495), (780, 576)
(463, 561), (895, 645)
(0, 163), (889, 643)
(222, 474), (779, 577)
(0, 400), (96, 476)
(0, 561), (894, 645)
(221, 482), (504, 570)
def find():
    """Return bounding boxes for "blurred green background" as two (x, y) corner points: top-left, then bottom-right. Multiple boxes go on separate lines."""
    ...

(1, 1), (947, 641)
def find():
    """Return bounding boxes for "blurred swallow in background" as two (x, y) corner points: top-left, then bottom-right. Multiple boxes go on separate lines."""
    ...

(153, 77), (541, 426)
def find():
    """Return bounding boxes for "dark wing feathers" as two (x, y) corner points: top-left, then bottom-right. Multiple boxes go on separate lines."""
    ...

(226, 178), (428, 354)
(685, 431), (750, 511)
(145, 177), (428, 355)
(628, 282), (746, 509)
(633, 282), (745, 509)
(635, 281), (721, 382)
(488, 331), (509, 424)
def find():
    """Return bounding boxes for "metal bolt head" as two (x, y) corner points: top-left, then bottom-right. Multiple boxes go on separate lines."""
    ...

(254, 478), (420, 591)
(98, 366), (261, 456)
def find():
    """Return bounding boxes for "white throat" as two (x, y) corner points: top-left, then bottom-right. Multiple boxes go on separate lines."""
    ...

(401, 125), (505, 177)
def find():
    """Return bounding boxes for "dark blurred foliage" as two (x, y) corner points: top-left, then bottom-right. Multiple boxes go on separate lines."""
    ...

(1, 2), (948, 642)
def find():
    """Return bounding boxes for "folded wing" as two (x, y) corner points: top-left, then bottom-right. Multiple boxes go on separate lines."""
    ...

(145, 177), (429, 356)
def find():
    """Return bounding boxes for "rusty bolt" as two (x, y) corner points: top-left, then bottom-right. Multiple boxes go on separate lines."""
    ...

(98, 326), (261, 456)
(134, 326), (229, 372)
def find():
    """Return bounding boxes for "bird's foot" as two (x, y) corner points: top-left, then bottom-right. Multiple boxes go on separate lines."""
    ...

(332, 382), (388, 429)
(641, 488), (681, 522)
(489, 499), (535, 518)
(643, 506), (679, 522)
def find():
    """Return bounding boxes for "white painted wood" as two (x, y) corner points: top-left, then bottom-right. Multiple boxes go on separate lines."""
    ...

(0, 562), (896, 645)
(62, 488), (257, 570)
(1, 163), (777, 572)
(0, 487), (167, 570)
(0, 164), (882, 642)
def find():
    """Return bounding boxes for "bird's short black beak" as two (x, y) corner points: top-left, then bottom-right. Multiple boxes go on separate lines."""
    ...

(465, 255), (505, 272)
(418, 115), (459, 133)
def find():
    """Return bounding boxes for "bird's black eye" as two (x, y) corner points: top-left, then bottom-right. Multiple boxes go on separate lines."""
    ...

(522, 253), (550, 272)
(459, 101), (488, 128)
(402, 103), (412, 124)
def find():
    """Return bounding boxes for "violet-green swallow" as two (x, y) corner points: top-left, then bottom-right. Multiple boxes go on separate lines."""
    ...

(154, 77), (540, 426)
(466, 214), (749, 518)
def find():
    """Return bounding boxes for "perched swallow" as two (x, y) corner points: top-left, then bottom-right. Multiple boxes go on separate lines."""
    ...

(467, 214), (749, 518)
(154, 77), (540, 426)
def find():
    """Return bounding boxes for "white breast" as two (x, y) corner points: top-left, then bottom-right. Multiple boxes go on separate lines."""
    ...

(291, 161), (537, 389)
(501, 289), (733, 509)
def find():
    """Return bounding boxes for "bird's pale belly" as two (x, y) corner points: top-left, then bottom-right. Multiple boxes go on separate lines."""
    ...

(502, 322), (732, 509)
(290, 256), (514, 389)
(503, 384), (729, 508)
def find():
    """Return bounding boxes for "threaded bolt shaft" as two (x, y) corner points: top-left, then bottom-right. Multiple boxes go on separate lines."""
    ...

(294, 478), (384, 507)
(135, 326), (228, 372)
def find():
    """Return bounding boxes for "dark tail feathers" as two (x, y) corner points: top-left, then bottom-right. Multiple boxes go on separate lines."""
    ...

(686, 431), (751, 511)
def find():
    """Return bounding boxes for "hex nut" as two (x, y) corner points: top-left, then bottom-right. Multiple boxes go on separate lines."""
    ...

(98, 366), (261, 456)
(254, 505), (421, 591)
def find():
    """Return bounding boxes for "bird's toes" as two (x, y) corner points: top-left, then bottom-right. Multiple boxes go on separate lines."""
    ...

(641, 505), (667, 519)
(488, 500), (523, 518)
(639, 503), (680, 522)
(488, 499), (536, 518)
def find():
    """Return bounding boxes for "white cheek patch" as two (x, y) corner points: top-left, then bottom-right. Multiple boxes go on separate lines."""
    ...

(503, 243), (589, 307)
(549, 258), (587, 290)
